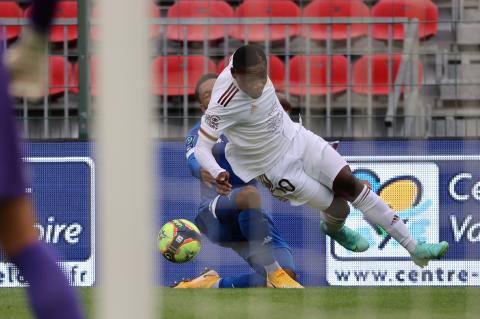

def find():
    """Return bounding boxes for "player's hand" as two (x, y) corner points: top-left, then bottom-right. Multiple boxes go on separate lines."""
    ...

(200, 168), (215, 188)
(5, 27), (48, 100)
(216, 171), (232, 195)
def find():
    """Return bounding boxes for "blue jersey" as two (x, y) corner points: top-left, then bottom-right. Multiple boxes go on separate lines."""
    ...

(185, 121), (256, 207)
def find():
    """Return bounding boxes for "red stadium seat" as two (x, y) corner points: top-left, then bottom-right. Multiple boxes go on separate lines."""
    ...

(70, 60), (78, 93)
(166, 0), (234, 42)
(90, 3), (161, 41)
(229, 0), (300, 42)
(217, 55), (285, 90)
(48, 56), (75, 96)
(288, 55), (348, 95)
(25, 1), (78, 43)
(371, 0), (438, 40)
(353, 54), (424, 95)
(0, 2), (23, 41)
(153, 56), (216, 96)
(300, 0), (370, 40)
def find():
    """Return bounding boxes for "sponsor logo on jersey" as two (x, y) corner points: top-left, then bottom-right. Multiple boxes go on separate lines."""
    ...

(205, 114), (220, 130)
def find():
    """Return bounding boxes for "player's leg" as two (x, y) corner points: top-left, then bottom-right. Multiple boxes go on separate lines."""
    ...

(304, 186), (369, 252)
(217, 211), (299, 288)
(212, 242), (268, 288)
(319, 197), (369, 252)
(333, 164), (417, 251)
(298, 128), (448, 265)
(329, 151), (448, 266)
(231, 246), (297, 288)
(0, 198), (84, 318)
(178, 187), (302, 288)
(234, 214), (298, 288)
(215, 186), (301, 288)
(259, 149), (368, 253)
(217, 219), (298, 289)
(174, 203), (273, 288)
(318, 147), (448, 266)
(303, 138), (368, 251)
(267, 215), (297, 281)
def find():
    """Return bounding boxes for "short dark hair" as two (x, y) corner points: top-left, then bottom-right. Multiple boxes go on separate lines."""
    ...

(232, 44), (267, 74)
(195, 73), (217, 102)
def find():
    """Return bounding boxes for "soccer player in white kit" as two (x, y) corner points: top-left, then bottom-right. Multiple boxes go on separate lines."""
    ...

(195, 45), (449, 267)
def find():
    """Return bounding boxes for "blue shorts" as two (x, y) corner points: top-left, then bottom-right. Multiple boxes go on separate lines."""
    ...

(0, 52), (25, 200)
(195, 188), (294, 272)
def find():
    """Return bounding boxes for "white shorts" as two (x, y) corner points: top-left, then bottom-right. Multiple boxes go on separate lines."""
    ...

(258, 126), (348, 210)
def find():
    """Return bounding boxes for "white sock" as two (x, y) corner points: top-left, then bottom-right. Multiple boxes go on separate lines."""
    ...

(352, 185), (417, 254)
(321, 197), (350, 232)
(320, 211), (346, 232)
(264, 261), (281, 274)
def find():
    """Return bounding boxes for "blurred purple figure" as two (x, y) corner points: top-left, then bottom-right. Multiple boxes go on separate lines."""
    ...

(0, 1), (84, 318)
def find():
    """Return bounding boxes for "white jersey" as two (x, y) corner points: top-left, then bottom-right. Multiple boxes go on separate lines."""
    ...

(199, 60), (300, 182)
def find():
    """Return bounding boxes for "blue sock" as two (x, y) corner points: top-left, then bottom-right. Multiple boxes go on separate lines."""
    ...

(219, 273), (266, 288)
(11, 242), (84, 319)
(238, 209), (275, 266)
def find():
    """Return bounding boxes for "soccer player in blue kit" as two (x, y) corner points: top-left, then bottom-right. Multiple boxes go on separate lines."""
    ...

(0, 1), (84, 318)
(174, 74), (303, 288)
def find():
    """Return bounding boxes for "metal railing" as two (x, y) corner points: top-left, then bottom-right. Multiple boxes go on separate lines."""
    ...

(1, 14), (478, 139)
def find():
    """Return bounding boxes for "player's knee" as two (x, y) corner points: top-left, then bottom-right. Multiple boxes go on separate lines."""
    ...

(236, 186), (261, 210)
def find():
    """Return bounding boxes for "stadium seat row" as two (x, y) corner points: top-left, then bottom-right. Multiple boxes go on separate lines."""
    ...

(0, 0), (438, 43)
(40, 54), (423, 98)
(166, 0), (438, 42)
(0, 1), (161, 42)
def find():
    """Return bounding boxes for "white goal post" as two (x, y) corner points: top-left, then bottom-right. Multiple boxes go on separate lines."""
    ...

(96, 0), (154, 318)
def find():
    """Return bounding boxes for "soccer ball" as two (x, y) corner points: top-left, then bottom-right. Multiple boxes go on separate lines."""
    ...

(157, 219), (201, 263)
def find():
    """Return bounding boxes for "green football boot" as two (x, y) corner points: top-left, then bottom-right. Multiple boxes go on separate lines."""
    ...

(320, 221), (369, 252)
(411, 241), (449, 268)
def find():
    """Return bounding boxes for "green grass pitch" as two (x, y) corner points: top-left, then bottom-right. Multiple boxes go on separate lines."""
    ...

(0, 287), (479, 318)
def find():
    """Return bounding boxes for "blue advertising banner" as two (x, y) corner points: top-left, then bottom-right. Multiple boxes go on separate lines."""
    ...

(0, 143), (95, 287)
(158, 140), (480, 287)
(5, 140), (479, 287)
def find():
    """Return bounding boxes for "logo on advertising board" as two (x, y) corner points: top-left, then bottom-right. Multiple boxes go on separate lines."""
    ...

(327, 156), (480, 287)
(0, 157), (95, 287)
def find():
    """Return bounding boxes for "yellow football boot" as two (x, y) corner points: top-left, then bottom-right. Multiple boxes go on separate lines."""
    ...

(173, 269), (220, 289)
(266, 268), (303, 289)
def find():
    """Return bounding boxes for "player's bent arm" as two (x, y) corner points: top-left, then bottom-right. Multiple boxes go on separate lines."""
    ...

(194, 134), (225, 179)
